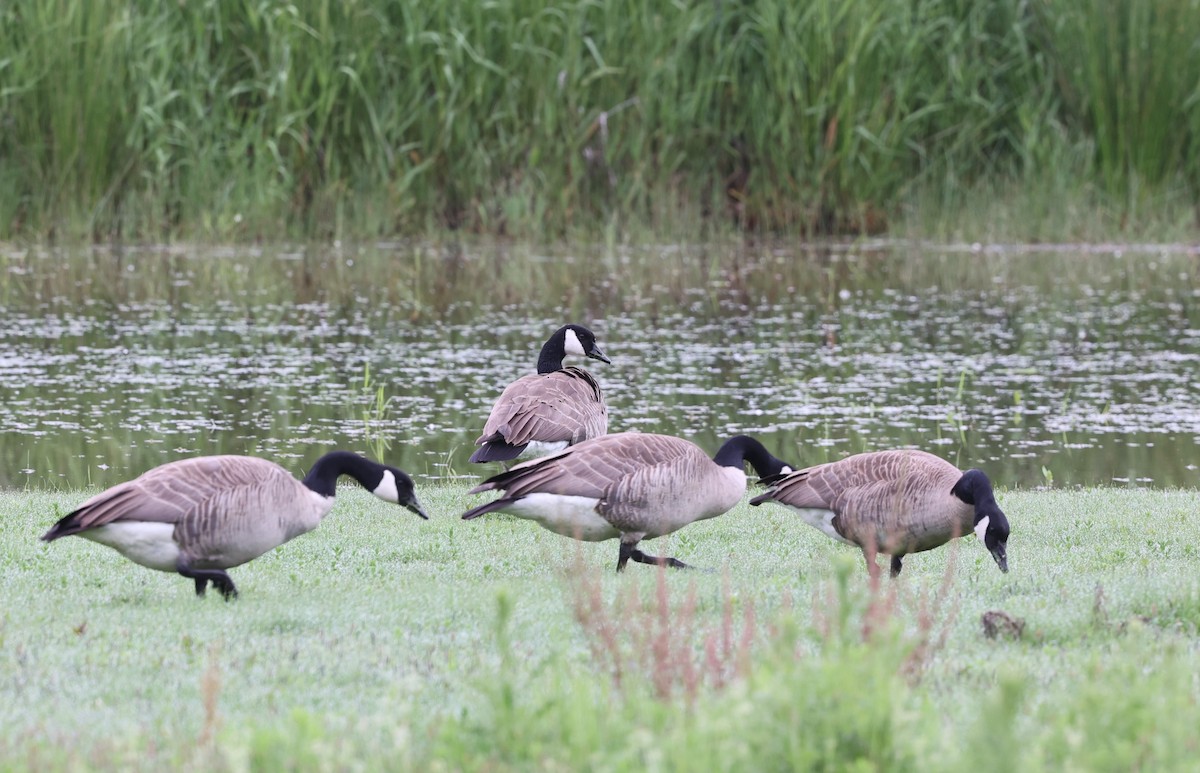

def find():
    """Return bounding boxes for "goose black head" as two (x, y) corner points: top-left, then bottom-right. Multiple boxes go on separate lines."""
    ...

(371, 465), (429, 520)
(304, 452), (427, 518)
(952, 468), (1009, 573)
(538, 324), (610, 373)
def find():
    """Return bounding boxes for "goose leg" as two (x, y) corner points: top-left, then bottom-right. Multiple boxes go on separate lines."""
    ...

(630, 549), (694, 570)
(176, 557), (238, 600)
(615, 540), (693, 571)
(861, 545), (882, 583)
(890, 554), (904, 578)
(617, 541), (635, 572)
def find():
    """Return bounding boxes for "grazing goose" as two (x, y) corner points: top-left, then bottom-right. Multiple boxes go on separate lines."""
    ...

(750, 450), (1009, 579)
(40, 451), (427, 599)
(469, 324), (611, 464)
(462, 432), (793, 571)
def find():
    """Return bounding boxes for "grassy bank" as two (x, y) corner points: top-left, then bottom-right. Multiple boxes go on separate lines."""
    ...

(2, 0), (1198, 243)
(4, 239), (1200, 322)
(3, 484), (1199, 770)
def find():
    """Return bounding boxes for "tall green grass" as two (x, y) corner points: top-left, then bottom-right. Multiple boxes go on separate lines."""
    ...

(1, 0), (1198, 242)
(1037, 0), (1200, 199)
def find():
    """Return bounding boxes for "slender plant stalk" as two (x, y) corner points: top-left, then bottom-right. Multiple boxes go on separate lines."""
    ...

(0, 0), (1197, 242)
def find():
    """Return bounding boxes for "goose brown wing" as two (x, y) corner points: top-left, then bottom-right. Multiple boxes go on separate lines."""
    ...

(470, 433), (699, 500)
(475, 368), (607, 447)
(47, 456), (289, 537)
(759, 450), (959, 512)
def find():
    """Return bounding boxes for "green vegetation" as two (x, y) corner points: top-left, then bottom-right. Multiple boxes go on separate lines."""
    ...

(3, 485), (1199, 770)
(2, 0), (1198, 243)
(4, 241), (1198, 320)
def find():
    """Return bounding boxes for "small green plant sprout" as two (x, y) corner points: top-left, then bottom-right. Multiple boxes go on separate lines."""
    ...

(945, 411), (968, 444)
(435, 448), (460, 480)
(1011, 389), (1024, 425)
(1041, 465), (1054, 487)
(360, 362), (393, 460)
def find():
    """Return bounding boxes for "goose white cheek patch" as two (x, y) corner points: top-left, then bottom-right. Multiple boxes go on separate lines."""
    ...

(974, 516), (990, 543)
(564, 328), (585, 356)
(374, 470), (400, 503)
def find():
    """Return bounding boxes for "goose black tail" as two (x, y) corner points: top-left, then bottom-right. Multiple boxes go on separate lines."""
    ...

(461, 498), (520, 521)
(469, 440), (527, 463)
(41, 511), (85, 542)
(759, 471), (793, 487)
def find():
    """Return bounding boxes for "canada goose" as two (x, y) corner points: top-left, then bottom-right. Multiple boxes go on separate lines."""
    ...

(462, 432), (793, 571)
(749, 450), (1009, 579)
(469, 324), (611, 464)
(40, 451), (427, 599)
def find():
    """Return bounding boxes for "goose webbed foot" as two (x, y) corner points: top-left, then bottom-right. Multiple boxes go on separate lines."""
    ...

(890, 554), (904, 578)
(211, 573), (238, 600)
(632, 549), (695, 570)
(177, 559), (238, 600)
(617, 542), (696, 572)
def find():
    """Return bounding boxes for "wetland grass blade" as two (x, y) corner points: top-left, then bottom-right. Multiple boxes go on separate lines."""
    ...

(1, 1), (1197, 241)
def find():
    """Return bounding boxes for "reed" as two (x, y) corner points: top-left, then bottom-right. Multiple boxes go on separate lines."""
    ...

(1034, 0), (1200, 200)
(1, 0), (1197, 242)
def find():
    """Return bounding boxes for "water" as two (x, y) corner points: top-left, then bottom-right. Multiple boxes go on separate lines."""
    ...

(1, 243), (1198, 489)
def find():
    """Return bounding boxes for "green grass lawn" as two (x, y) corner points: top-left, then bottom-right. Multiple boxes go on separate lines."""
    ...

(3, 484), (1199, 770)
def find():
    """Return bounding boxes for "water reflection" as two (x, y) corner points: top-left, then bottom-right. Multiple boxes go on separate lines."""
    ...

(1, 245), (1197, 489)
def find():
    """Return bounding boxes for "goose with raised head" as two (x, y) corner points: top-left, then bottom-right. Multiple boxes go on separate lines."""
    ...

(750, 449), (1009, 579)
(40, 451), (428, 599)
(469, 324), (611, 464)
(462, 432), (793, 571)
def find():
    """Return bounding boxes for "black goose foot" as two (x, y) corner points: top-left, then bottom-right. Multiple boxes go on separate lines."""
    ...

(211, 573), (238, 600)
(890, 555), (904, 578)
(616, 542), (696, 572)
(632, 549), (694, 570)
(177, 559), (238, 600)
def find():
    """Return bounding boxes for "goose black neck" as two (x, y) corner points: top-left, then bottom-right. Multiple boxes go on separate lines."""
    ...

(952, 469), (997, 516)
(713, 435), (791, 478)
(302, 451), (383, 497)
(536, 329), (567, 374)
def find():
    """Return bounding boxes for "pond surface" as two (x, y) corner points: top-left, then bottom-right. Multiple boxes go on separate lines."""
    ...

(1, 243), (1198, 490)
